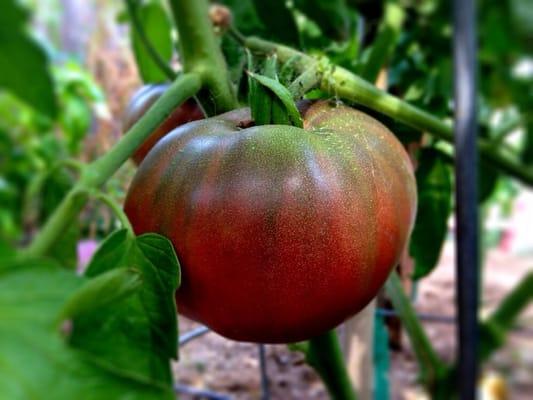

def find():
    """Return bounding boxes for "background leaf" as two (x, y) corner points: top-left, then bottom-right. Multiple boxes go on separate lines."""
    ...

(131, 2), (173, 83)
(0, 0), (57, 119)
(220, 0), (299, 46)
(409, 148), (453, 280)
(293, 0), (352, 40)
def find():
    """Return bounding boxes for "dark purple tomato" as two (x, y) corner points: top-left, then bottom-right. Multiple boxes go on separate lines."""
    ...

(124, 101), (417, 343)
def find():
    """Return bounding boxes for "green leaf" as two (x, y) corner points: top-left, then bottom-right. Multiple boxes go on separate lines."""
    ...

(293, 0), (352, 40)
(220, 0), (299, 46)
(478, 159), (500, 203)
(60, 268), (142, 320)
(80, 229), (180, 381)
(0, 239), (16, 262)
(522, 118), (533, 165)
(359, 1), (405, 83)
(409, 148), (452, 280)
(0, 257), (175, 399)
(219, 0), (266, 35)
(131, 2), (173, 83)
(0, 0), (57, 119)
(59, 94), (92, 154)
(252, 0), (299, 46)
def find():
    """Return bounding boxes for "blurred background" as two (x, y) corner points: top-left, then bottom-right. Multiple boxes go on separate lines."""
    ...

(1, 0), (532, 399)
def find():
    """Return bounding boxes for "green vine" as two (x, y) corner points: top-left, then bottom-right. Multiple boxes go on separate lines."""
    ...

(22, 73), (202, 259)
(168, 0), (238, 115)
(243, 36), (533, 187)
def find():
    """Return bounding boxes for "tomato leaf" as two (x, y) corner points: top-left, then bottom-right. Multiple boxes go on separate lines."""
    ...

(0, 0), (57, 119)
(220, 0), (299, 46)
(80, 229), (180, 380)
(59, 268), (142, 320)
(409, 149), (452, 280)
(478, 159), (500, 203)
(251, 0), (300, 46)
(131, 2), (173, 83)
(293, 0), (352, 40)
(0, 257), (176, 399)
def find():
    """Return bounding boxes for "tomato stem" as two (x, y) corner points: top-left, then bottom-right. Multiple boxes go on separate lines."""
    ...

(93, 192), (134, 234)
(168, 0), (238, 115)
(244, 36), (533, 186)
(22, 73), (201, 259)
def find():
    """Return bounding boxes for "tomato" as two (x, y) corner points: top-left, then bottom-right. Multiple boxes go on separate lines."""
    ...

(123, 84), (204, 164)
(124, 101), (417, 343)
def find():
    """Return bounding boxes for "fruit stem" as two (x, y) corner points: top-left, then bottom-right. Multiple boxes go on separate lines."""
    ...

(244, 36), (533, 186)
(22, 73), (201, 259)
(168, 0), (238, 115)
(304, 330), (358, 400)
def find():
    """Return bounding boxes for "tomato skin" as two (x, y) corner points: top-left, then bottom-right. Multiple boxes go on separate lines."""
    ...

(123, 84), (204, 165)
(124, 101), (417, 343)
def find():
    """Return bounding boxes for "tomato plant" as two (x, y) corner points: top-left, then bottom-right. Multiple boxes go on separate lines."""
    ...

(1, 0), (532, 399)
(124, 100), (417, 342)
(123, 84), (204, 164)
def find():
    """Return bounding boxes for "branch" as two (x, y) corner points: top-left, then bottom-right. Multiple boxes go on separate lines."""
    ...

(23, 73), (202, 258)
(244, 37), (533, 186)
(168, 0), (237, 114)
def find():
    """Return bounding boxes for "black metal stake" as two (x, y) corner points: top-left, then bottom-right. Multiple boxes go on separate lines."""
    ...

(258, 344), (271, 400)
(453, 0), (479, 398)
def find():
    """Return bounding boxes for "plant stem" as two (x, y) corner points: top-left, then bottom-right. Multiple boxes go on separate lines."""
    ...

(288, 65), (320, 98)
(168, 0), (237, 115)
(125, 0), (177, 80)
(23, 73), (201, 258)
(479, 272), (533, 361)
(305, 330), (358, 400)
(94, 192), (134, 234)
(385, 272), (448, 390)
(244, 37), (533, 186)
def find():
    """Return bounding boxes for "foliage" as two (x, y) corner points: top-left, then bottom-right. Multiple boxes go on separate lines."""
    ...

(0, 0), (57, 118)
(0, 230), (180, 399)
(0, 0), (532, 399)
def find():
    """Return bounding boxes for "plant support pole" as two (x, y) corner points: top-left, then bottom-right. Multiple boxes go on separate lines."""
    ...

(453, 0), (479, 398)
